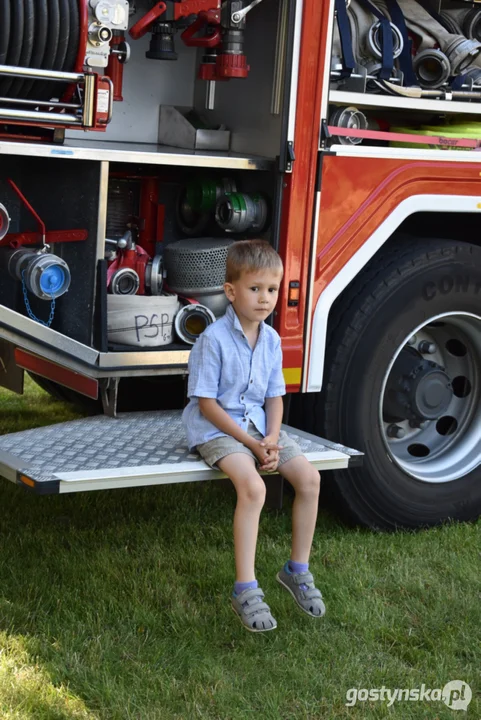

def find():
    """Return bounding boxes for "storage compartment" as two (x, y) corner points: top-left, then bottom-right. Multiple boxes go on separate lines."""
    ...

(101, 162), (277, 351)
(327, 0), (481, 149)
(0, 1), (290, 167)
(0, 157), (103, 346)
(63, 0), (288, 163)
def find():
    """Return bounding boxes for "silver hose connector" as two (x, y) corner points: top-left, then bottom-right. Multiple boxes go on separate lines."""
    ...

(0, 203), (10, 240)
(443, 36), (481, 74)
(367, 21), (404, 60)
(413, 49), (451, 88)
(215, 193), (268, 233)
(174, 303), (216, 345)
(329, 106), (368, 145)
(109, 267), (140, 295)
(8, 249), (71, 300)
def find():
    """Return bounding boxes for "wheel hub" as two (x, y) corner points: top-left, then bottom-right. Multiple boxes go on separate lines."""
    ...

(384, 347), (453, 425)
(379, 313), (481, 484)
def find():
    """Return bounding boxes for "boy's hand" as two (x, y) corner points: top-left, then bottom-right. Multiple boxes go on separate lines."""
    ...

(257, 434), (284, 473)
(248, 438), (282, 467)
(261, 434), (283, 451)
(259, 452), (280, 473)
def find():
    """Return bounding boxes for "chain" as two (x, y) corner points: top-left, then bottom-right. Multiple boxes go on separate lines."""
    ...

(21, 269), (56, 327)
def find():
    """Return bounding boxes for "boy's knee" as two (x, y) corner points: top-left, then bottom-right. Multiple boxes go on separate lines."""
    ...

(238, 473), (266, 505)
(304, 467), (321, 495)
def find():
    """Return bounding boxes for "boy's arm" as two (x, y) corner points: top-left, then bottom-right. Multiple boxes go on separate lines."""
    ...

(264, 396), (284, 443)
(264, 337), (286, 445)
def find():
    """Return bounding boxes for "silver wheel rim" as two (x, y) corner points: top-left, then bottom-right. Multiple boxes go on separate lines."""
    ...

(379, 312), (481, 483)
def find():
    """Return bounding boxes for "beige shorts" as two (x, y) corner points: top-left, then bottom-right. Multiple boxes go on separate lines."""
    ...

(196, 423), (303, 470)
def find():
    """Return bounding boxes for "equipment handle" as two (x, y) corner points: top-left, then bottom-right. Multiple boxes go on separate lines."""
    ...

(129, 1), (167, 40)
(181, 12), (221, 47)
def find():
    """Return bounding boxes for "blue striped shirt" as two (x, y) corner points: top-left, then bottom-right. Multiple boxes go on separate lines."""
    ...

(182, 303), (286, 450)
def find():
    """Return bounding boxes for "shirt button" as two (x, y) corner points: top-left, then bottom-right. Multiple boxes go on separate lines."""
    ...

(241, 396), (244, 401)
(242, 418), (246, 422)
(250, 380), (253, 384)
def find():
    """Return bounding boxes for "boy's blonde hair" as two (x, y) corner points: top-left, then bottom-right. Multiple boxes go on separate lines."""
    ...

(225, 240), (283, 283)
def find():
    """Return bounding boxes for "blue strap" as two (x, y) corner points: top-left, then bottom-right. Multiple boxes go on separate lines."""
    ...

(335, 0), (356, 78)
(356, 0), (394, 79)
(451, 74), (466, 89)
(385, 0), (418, 85)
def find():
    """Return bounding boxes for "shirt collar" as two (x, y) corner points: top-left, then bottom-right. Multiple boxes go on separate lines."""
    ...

(226, 302), (265, 338)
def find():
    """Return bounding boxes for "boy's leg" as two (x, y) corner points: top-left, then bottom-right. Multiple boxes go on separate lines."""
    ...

(276, 456), (325, 617)
(277, 455), (321, 564)
(216, 452), (265, 584)
(217, 452), (277, 632)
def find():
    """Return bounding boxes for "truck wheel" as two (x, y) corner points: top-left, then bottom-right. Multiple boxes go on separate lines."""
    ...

(309, 238), (481, 530)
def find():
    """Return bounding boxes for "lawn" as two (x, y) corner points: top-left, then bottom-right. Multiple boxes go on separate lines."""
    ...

(0, 377), (479, 719)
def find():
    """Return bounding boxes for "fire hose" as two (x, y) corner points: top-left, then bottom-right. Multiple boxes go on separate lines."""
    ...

(0, 0), (80, 100)
(332, 0), (481, 95)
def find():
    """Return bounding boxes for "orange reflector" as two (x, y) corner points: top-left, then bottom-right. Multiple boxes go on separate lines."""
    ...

(288, 281), (300, 306)
(19, 474), (35, 488)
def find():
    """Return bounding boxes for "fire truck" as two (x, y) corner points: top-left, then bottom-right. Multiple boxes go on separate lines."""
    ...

(0, 0), (480, 530)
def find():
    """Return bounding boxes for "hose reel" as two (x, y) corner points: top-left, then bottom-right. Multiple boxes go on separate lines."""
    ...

(0, 0), (80, 100)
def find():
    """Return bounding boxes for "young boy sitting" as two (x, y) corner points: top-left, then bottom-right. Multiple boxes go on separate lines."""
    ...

(182, 240), (325, 632)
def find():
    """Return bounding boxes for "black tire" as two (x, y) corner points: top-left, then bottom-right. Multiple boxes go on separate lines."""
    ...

(305, 238), (481, 531)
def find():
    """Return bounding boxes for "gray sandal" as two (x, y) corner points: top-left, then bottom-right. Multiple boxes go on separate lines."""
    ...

(231, 586), (277, 632)
(276, 567), (326, 617)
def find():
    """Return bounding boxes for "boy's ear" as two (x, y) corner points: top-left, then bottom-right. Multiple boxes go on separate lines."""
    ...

(223, 282), (235, 302)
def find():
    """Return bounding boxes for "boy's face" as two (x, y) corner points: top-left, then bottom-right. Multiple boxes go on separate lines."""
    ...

(224, 269), (283, 325)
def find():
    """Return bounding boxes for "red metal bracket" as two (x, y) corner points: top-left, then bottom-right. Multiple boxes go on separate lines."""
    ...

(4, 179), (88, 248)
(1, 230), (88, 249)
(7, 179), (46, 243)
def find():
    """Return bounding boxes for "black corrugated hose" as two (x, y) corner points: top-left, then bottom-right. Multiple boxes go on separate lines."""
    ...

(0, 0), (80, 101)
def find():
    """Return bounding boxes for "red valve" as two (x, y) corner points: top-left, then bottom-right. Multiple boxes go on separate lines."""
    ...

(181, 12), (222, 48)
(129, 1), (167, 40)
(174, 0), (221, 22)
(216, 53), (250, 79)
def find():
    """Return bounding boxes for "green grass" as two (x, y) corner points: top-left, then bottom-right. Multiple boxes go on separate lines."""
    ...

(0, 378), (479, 719)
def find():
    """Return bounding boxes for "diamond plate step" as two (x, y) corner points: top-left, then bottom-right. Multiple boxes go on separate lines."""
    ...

(0, 410), (363, 494)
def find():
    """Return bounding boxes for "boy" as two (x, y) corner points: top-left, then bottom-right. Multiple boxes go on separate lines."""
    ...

(182, 240), (325, 632)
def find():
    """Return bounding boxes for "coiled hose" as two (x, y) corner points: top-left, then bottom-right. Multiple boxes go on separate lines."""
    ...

(0, 0), (80, 101)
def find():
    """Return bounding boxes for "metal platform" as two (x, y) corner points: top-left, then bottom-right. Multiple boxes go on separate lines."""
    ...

(0, 410), (363, 495)
(0, 138), (273, 171)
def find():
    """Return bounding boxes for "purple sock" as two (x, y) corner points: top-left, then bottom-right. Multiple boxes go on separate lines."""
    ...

(285, 560), (309, 590)
(233, 579), (258, 597)
(287, 559), (309, 574)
